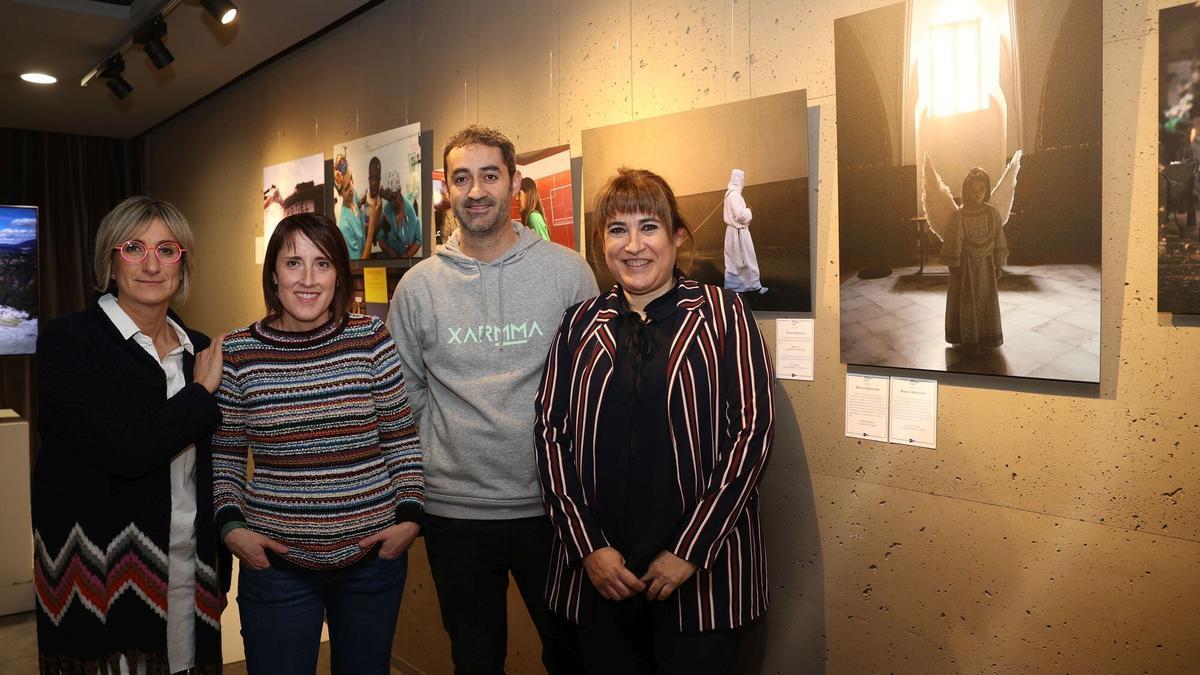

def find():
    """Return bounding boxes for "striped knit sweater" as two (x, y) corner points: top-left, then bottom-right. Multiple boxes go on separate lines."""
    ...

(212, 314), (423, 570)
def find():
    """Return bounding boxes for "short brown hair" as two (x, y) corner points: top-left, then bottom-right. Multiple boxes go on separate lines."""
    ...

(590, 167), (694, 263)
(94, 196), (195, 304)
(442, 125), (516, 178)
(262, 212), (354, 323)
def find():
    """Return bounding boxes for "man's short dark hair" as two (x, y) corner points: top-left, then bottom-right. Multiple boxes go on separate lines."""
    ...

(369, 156), (382, 172)
(442, 125), (516, 178)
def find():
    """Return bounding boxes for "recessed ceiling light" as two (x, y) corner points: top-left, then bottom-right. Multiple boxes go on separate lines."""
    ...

(21, 73), (57, 85)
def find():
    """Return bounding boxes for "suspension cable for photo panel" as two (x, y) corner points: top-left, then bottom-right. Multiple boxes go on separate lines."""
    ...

(693, 198), (724, 234)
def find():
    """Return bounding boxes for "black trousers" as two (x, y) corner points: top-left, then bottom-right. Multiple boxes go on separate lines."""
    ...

(422, 514), (584, 675)
(577, 594), (741, 675)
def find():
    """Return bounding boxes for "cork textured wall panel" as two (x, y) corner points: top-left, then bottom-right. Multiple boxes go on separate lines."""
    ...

(142, 0), (1200, 672)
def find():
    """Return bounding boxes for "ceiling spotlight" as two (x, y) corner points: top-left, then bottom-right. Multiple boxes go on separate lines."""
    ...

(20, 73), (57, 85)
(135, 16), (174, 69)
(100, 54), (132, 100)
(200, 0), (238, 25)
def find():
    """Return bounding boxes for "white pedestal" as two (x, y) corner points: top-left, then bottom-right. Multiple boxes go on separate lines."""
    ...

(0, 409), (34, 615)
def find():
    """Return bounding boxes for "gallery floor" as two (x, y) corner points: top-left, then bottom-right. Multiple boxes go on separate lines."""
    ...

(0, 611), (410, 674)
(840, 264), (1102, 381)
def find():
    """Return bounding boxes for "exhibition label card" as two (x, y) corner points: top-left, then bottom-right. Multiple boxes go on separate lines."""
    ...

(363, 267), (388, 303)
(845, 373), (889, 442)
(775, 318), (814, 381)
(888, 377), (937, 449)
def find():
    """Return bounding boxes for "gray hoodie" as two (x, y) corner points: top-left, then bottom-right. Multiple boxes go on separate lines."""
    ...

(387, 223), (598, 519)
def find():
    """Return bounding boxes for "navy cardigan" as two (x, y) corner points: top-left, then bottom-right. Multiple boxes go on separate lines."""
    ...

(32, 301), (229, 674)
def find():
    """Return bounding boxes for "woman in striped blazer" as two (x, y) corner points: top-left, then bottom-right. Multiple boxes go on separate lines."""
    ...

(535, 168), (775, 674)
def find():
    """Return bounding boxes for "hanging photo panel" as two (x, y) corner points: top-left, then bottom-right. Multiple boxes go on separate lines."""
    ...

(263, 153), (325, 246)
(582, 90), (812, 313)
(331, 122), (423, 262)
(1159, 2), (1200, 315)
(0, 205), (37, 356)
(835, 0), (1101, 382)
(514, 144), (576, 250)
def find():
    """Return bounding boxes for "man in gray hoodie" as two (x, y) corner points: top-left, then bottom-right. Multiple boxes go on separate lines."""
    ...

(387, 125), (597, 674)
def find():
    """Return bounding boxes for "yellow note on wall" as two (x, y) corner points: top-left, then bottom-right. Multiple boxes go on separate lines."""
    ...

(363, 267), (387, 303)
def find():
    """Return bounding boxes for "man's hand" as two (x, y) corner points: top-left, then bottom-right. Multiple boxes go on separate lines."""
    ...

(223, 528), (288, 570)
(582, 547), (645, 601)
(639, 550), (697, 602)
(358, 522), (420, 560)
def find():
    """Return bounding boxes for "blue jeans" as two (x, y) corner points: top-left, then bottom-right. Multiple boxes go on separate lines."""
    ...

(237, 552), (408, 675)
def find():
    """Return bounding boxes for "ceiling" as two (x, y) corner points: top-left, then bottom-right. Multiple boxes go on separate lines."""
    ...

(0, 0), (372, 139)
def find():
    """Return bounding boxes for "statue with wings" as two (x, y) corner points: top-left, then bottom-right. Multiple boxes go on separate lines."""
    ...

(921, 150), (1022, 352)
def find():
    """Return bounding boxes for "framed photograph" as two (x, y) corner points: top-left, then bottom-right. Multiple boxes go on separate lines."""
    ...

(431, 168), (455, 247)
(582, 90), (812, 313)
(0, 205), (38, 356)
(1159, 2), (1200, 315)
(332, 122), (423, 262)
(835, 0), (1101, 382)
(263, 153), (325, 244)
(514, 144), (576, 249)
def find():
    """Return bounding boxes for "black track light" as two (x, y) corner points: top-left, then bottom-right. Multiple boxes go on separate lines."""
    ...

(200, 0), (238, 25)
(135, 16), (174, 70)
(100, 54), (132, 99)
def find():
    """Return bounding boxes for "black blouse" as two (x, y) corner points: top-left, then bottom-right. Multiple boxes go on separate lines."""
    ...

(592, 282), (687, 575)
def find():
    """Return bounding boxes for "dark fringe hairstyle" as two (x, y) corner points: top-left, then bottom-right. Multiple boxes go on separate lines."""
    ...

(589, 167), (694, 269)
(262, 212), (354, 325)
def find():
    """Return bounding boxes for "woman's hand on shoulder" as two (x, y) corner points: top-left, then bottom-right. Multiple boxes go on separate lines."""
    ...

(223, 527), (288, 570)
(359, 522), (420, 560)
(582, 546), (645, 601)
(194, 333), (225, 393)
(640, 550), (698, 602)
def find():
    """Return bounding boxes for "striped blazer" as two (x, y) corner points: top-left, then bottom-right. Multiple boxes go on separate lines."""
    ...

(534, 278), (775, 631)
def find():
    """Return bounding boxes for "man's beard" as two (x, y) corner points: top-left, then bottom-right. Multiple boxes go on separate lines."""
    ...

(453, 199), (508, 234)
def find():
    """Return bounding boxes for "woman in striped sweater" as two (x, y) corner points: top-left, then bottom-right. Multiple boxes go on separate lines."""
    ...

(534, 168), (775, 674)
(212, 212), (423, 674)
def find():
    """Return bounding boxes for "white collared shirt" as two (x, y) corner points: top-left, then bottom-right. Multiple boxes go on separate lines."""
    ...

(98, 294), (197, 674)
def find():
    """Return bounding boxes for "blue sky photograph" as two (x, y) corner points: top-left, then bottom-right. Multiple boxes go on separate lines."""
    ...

(0, 206), (37, 247)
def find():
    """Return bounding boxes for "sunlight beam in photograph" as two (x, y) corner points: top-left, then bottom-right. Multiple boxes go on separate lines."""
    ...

(930, 20), (983, 117)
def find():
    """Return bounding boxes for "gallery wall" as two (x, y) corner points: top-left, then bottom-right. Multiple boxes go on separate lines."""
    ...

(141, 0), (1200, 672)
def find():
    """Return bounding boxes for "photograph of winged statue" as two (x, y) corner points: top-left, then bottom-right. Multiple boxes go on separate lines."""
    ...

(923, 151), (1020, 352)
(835, 0), (1101, 382)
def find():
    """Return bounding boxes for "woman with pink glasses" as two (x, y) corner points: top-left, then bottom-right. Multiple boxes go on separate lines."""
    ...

(31, 196), (229, 674)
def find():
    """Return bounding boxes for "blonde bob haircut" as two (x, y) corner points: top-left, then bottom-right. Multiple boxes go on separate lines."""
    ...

(93, 196), (195, 305)
(589, 167), (694, 267)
